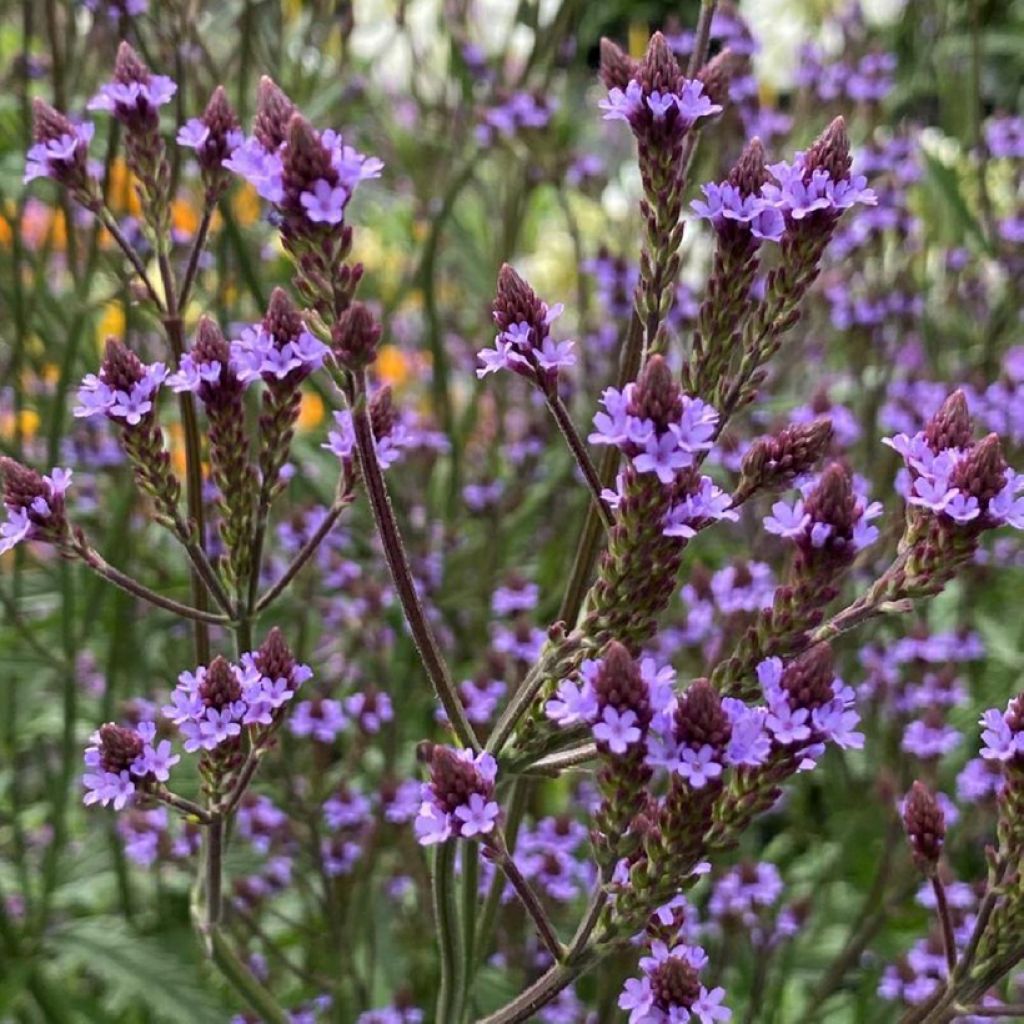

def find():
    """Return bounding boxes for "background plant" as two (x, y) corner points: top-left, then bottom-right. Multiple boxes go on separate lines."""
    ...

(1, 1), (1024, 1023)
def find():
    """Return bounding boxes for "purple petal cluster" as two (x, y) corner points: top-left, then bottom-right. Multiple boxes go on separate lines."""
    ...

(0, 466), (71, 556)
(619, 939), (731, 1024)
(74, 361), (167, 425)
(762, 472), (881, 552)
(24, 121), (95, 184)
(82, 720), (180, 810)
(414, 746), (500, 845)
(230, 323), (329, 385)
(600, 78), (722, 137)
(476, 300), (575, 383)
(162, 653), (309, 753)
(224, 126), (382, 223)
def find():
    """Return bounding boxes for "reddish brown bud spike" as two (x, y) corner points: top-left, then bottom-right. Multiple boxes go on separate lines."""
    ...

(192, 316), (230, 364)
(924, 390), (973, 452)
(728, 137), (769, 195)
(804, 116), (851, 182)
(696, 48), (746, 108)
(903, 781), (945, 872)
(101, 338), (146, 391)
(598, 38), (638, 91)
(114, 41), (151, 85)
(254, 76), (297, 150)
(332, 302), (382, 369)
(369, 386), (397, 441)
(639, 32), (682, 95)
(628, 355), (682, 429)
(263, 287), (304, 343)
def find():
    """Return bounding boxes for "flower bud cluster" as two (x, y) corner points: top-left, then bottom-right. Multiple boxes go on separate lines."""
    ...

(414, 745), (500, 845)
(0, 459), (73, 556)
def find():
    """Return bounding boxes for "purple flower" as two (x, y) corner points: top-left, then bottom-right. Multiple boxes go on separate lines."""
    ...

(600, 80), (644, 122)
(0, 508), (32, 555)
(677, 745), (723, 788)
(132, 739), (180, 783)
(765, 701), (811, 746)
(546, 678), (599, 726)
(24, 122), (95, 184)
(88, 76), (177, 116)
(299, 178), (349, 225)
(593, 705), (642, 754)
(634, 433), (692, 484)
(223, 138), (284, 202)
(763, 499), (810, 538)
(83, 769), (135, 810)
(453, 793), (500, 837)
(907, 476), (957, 513)
(534, 337), (576, 373)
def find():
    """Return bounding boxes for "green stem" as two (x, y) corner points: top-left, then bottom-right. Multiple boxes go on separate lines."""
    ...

(458, 841), (480, 1022)
(209, 928), (289, 1024)
(475, 959), (590, 1024)
(544, 391), (613, 528)
(434, 842), (463, 1024)
(346, 368), (478, 750)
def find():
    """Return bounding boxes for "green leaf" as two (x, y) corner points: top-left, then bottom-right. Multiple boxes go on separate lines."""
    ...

(47, 918), (225, 1024)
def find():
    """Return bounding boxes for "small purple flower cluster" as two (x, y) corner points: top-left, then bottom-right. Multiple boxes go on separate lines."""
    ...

(227, 320), (329, 385)
(762, 470), (881, 551)
(162, 647), (310, 753)
(600, 78), (721, 137)
(74, 361), (167, 425)
(589, 380), (735, 538)
(83, 721), (180, 810)
(884, 426), (1024, 529)
(619, 939), (731, 1024)
(691, 180), (785, 242)
(414, 745), (500, 845)
(0, 465), (72, 556)
(225, 123), (382, 225)
(24, 120), (95, 185)
(476, 91), (553, 145)
(548, 644), (860, 786)
(88, 69), (176, 122)
(477, 287), (575, 384)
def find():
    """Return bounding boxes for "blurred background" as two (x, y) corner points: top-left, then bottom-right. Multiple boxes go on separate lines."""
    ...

(1, 1), (1024, 1021)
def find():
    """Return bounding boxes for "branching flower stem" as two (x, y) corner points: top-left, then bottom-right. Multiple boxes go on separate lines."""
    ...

(342, 365), (479, 751)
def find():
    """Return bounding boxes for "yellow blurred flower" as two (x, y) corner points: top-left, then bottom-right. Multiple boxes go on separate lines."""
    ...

(628, 22), (649, 59)
(297, 391), (325, 432)
(171, 197), (200, 239)
(96, 303), (126, 353)
(107, 158), (143, 217)
(231, 184), (262, 227)
(377, 344), (412, 390)
(0, 409), (41, 441)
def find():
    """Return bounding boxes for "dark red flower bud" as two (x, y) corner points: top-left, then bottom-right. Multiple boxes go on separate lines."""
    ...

(924, 390), (973, 453)
(903, 781), (945, 872)
(593, 641), (652, 728)
(199, 656), (243, 709)
(263, 287), (304, 345)
(674, 678), (731, 750)
(781, 643), (835, 711)
(101, 338), (147, 393)
(97, 722), (144, 773)
(728, 137), (770, 196)
(637, 32), (683, 96)
(598, 38), (639, 91)
(803, 116), (851, 183)
(331, 301), (382, 369)
(696, 48), (746, 109)
(627, 355), (683, 431)
(254, 76), (297, 151)
(254, 627), (298, 684)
